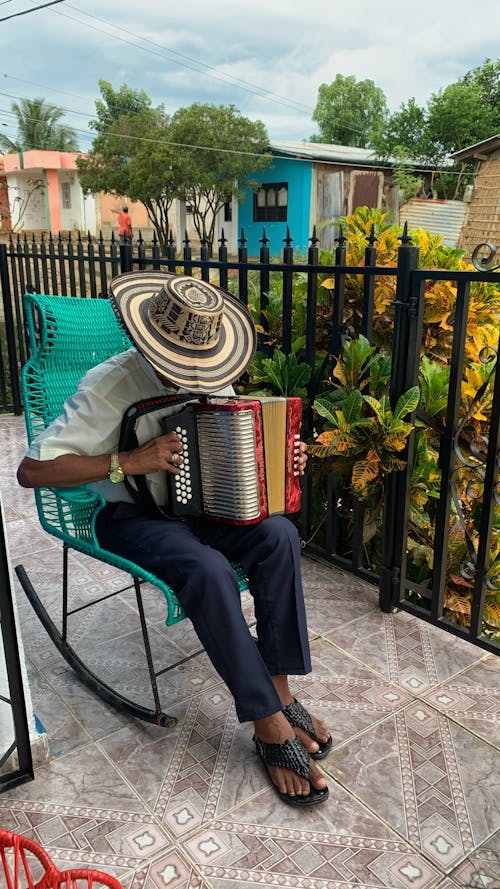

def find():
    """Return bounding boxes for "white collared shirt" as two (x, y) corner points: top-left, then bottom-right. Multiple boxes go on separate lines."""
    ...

(26, 347), (234, 505)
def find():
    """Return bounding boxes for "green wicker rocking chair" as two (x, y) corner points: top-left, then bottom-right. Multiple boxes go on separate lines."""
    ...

(14, 292), (248, 727)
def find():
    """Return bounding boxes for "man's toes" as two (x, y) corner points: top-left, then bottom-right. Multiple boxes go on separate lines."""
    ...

(294, 726), (320, 754)
(312, 717), (329, 744)
(309, 762), (328, 790)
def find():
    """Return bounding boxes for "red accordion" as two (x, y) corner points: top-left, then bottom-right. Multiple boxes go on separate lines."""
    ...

(160, 396), (302, 524)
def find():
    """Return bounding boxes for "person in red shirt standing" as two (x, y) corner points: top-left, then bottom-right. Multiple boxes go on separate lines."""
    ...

(117, 206), (133, 245)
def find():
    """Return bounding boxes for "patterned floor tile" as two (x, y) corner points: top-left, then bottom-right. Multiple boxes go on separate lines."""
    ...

(328, 700), (500, 872)
(301, 558), (379, 636)
(97, 640), (414, 840)
(449, 829), (500, 889)
(98, 687), (258, 834)
(296, 637), (412, 744)
(0, 743), (172, 879)
(176, 779), (443, 889)
(123, 847), (209, 889)
(423, 656), (500, 749)
(5, 512), (57, 560)
(25, 659), (92, 757)
(28, 649), (132, 741)
(326, 610), (487, 694)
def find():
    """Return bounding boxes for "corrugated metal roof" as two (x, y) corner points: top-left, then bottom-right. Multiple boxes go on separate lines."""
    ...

(399, 199), (467, 247)
(269, 140), (390, 167)
(268, 140), (435, 172)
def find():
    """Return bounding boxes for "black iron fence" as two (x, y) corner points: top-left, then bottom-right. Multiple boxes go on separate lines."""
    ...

(1, 226), (499, 654)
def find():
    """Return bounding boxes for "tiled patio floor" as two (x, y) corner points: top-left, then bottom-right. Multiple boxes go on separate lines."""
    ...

(1, 414), (499, 889)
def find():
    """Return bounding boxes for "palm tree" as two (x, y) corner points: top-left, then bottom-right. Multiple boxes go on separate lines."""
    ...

(0, 97), (79, 153)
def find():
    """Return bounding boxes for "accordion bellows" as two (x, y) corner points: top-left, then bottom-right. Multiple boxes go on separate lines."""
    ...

(161, 397), (302, 524)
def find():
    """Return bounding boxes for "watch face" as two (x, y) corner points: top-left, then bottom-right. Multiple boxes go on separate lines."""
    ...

(109, 468), (125, 483)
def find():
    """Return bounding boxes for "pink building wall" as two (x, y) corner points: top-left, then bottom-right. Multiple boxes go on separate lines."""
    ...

(1, 149), (150, 236)
(1, 150), (81, 233)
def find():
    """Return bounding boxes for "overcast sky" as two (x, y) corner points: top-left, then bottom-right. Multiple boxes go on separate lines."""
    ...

(1, 0), (499, 150)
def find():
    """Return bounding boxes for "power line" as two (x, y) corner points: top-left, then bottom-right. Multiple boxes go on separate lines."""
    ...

(0, 88), (95, 121)
(67, 3), (314, 116)
(0, 109), (468, 177)
(1, 12), (368, 141)
(39, 2), (316, 119)
(0, 0), (67, 23)
(0, 72), (95, 106)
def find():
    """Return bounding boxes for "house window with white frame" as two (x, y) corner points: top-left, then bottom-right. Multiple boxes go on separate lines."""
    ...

(253, 182), (288, 223)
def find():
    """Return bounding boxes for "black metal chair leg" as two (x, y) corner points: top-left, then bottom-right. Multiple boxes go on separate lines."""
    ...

(14, 563), (178, 727)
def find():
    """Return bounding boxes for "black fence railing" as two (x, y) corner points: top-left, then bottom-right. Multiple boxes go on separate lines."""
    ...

(1, 226), (499, 654)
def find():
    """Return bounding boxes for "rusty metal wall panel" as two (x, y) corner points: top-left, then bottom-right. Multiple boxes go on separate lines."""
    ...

(350, 172), (382, 211)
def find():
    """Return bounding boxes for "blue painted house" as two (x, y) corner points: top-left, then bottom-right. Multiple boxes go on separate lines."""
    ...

(237, 140), (399, 257)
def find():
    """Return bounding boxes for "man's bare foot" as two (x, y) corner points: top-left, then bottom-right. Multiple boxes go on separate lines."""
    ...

(270, 677), (332, 759)
(291, 709), (330, 757)
(254, 711), (328, 799)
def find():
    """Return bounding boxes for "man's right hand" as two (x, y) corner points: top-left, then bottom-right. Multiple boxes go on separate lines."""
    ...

(17, 432), (183, 490)
(121, 432), (183, 476)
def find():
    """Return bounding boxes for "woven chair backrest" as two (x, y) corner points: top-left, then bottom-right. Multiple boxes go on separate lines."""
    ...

(22, 294), (132, 444)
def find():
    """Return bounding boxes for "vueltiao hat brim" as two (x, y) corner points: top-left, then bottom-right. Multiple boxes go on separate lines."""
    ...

(109, 272), (257, 394)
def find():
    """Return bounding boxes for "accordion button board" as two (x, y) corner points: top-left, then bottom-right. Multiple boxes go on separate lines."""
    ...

(161, 405), (262, 522)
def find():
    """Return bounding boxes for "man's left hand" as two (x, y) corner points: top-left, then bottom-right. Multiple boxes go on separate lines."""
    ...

(298, 441), (308, 476)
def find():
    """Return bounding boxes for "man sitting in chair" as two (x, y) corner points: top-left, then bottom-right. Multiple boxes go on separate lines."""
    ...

(17, 272), (332, 807)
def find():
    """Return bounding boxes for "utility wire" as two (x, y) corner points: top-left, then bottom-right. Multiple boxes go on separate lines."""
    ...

(2, 8), (368, 140)
(0, 109), (469, 176)
(0, 0), (67, 23)
(25, 0), (318, 120)
(66, 2), (314, 116)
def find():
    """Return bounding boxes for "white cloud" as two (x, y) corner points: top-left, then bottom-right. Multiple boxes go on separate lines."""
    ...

(1, 0), (498, 144)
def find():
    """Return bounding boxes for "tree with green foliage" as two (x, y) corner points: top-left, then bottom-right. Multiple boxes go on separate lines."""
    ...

(371, 58), (500, 199)
(372, 98), (429, 161)
(90, 80), (154, 135)
(311, 74), (388, 148)
(77, 82), (176, 250)
(79, 87), (270, 252)
(0, 97), (78, 153)
(461, 57), (500, 118)
(425, 81), (497, 159)
(167, 102), (270, 251)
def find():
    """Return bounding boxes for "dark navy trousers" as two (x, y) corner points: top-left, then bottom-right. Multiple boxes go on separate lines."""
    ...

(95, 502), (312, 723)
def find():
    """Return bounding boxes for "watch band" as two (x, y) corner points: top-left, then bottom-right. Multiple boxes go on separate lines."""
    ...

(107, 451), (125, 483)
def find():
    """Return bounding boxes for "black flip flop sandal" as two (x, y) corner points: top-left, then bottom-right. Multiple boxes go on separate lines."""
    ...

(253, 735), (329, 806)
(282, 698), (333, 759)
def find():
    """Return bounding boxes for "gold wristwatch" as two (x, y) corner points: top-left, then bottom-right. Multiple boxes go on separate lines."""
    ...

(107, 452), (125, 484)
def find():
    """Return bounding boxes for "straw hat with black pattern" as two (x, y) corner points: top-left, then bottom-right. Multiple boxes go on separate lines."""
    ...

(109, 272), (257, 394)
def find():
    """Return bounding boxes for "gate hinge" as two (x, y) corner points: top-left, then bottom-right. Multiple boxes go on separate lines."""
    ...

(408, 295), (419, 317)
(393, 296), (419, 316)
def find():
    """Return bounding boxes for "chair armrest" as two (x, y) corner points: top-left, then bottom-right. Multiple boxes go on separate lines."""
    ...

(35, 486), (105, 548)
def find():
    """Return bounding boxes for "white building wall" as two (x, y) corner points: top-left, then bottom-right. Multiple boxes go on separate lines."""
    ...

(59, 171), (95, 233)
(8, 172), (47, 230)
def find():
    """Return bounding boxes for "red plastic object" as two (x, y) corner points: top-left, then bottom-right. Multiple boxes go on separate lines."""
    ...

(0, 831), (122, 889)
(38, 869), (123, 889)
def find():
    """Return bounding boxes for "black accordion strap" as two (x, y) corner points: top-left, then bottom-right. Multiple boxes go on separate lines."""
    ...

(118, 393), (205, 519)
